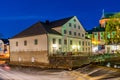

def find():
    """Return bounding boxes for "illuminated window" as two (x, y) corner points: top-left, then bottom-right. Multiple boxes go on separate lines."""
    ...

(53, 38), (56, 44)
(34, 39), (38, 45)
(24, 40), (27, 46)
(16, 42), (18, 46)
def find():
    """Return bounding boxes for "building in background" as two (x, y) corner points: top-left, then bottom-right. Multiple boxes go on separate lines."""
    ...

(87, 26), (105, 53)
(9, 16), (92, 65)
(0, 39), (9, 58)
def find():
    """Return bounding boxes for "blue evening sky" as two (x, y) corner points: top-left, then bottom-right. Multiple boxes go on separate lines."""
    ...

(0, 0), (120, 38)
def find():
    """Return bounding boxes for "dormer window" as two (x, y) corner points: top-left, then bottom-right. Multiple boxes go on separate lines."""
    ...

(73, 19), (76, 22)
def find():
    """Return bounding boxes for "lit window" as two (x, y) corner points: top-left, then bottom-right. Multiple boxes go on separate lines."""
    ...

(34, 39), (38, 45)
(24, 40), (27, 46)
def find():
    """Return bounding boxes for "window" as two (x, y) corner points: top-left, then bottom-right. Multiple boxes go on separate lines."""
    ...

(78, 26), (80, 29)
(34, 39), (38, 45)
(64, 39), (67, 45)
(24, 40), (27, 46)
(78, 33), (80, 36)
(69, 23), (71, 27)
(74, 24), (76, 28)
(69, 31), (72, 35)
(83, 48), (84, 51)
(86, 41), (87, 46)
(70, 40), (72, 45)
(16, 42), (18, 46)
(73, 19), (76, 22)
(59, 39), (61, 44)
(82, 41), (84, 46)
(82, 34), (84, 37)
(88, 42), (90, 46)
(53, 38), (56, 44)
(74, 32), (76, 36)
(64, 30), (67, 34)
(79, 41), (81, 45)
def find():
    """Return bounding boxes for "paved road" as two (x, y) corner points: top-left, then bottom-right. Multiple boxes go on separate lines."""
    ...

(0, 67), (75, 80)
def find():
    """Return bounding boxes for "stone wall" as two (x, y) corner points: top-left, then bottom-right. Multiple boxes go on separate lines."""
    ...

(10, 51), (49, 64)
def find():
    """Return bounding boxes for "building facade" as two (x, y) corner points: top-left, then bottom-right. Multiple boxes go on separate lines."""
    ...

(9, 16), (92, 65)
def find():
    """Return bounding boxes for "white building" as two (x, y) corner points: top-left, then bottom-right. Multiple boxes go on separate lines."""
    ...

(9, 16), (92, 64)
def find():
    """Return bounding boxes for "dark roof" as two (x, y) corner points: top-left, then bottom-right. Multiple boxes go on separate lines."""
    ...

(11, 16), (74, 38)
(102, 12), (120, 19)
(87, 26), (105, 34)
(1, 39), (9, 44)
(50, 16), (73, 28)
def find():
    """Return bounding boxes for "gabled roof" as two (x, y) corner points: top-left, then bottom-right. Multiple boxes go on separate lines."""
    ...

(12, 16), (74, 39)
(12, 22), (62, 38)
(50, 16), (74, 28)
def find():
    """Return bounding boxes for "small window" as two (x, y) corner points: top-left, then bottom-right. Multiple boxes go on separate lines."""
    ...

(70, 40), (72, 45)
(64, 30), (67, 34)
(24, 40), (27, 46)
(82, 41), (84, 46)
(73, 19), (76, 22)
(78, 26), (80, 29)
(59, 39), (61, 44)
(74, 32), (76, 36)
(74, 24), (76, 28)
(69, 31), (72, 35)
(16, 42), (18, 46)
(79, 41), (81, 45)
(86, 41), (87, 46)
(64, 39), (67, 45)
(88, 42), (90, 46)
(83, 48), (84, 51)
(69, 23), (71, 27)
(34, 39), (38, 45)
(78, 33), (80, 36)
(82, 34), (84, 37)
(53, 38), (56, 44)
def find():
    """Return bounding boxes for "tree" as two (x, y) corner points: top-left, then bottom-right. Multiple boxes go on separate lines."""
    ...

(105, 12), (120, 44)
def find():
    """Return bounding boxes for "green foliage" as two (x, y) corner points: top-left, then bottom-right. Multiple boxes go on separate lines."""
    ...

(105, 12), (120, 44)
